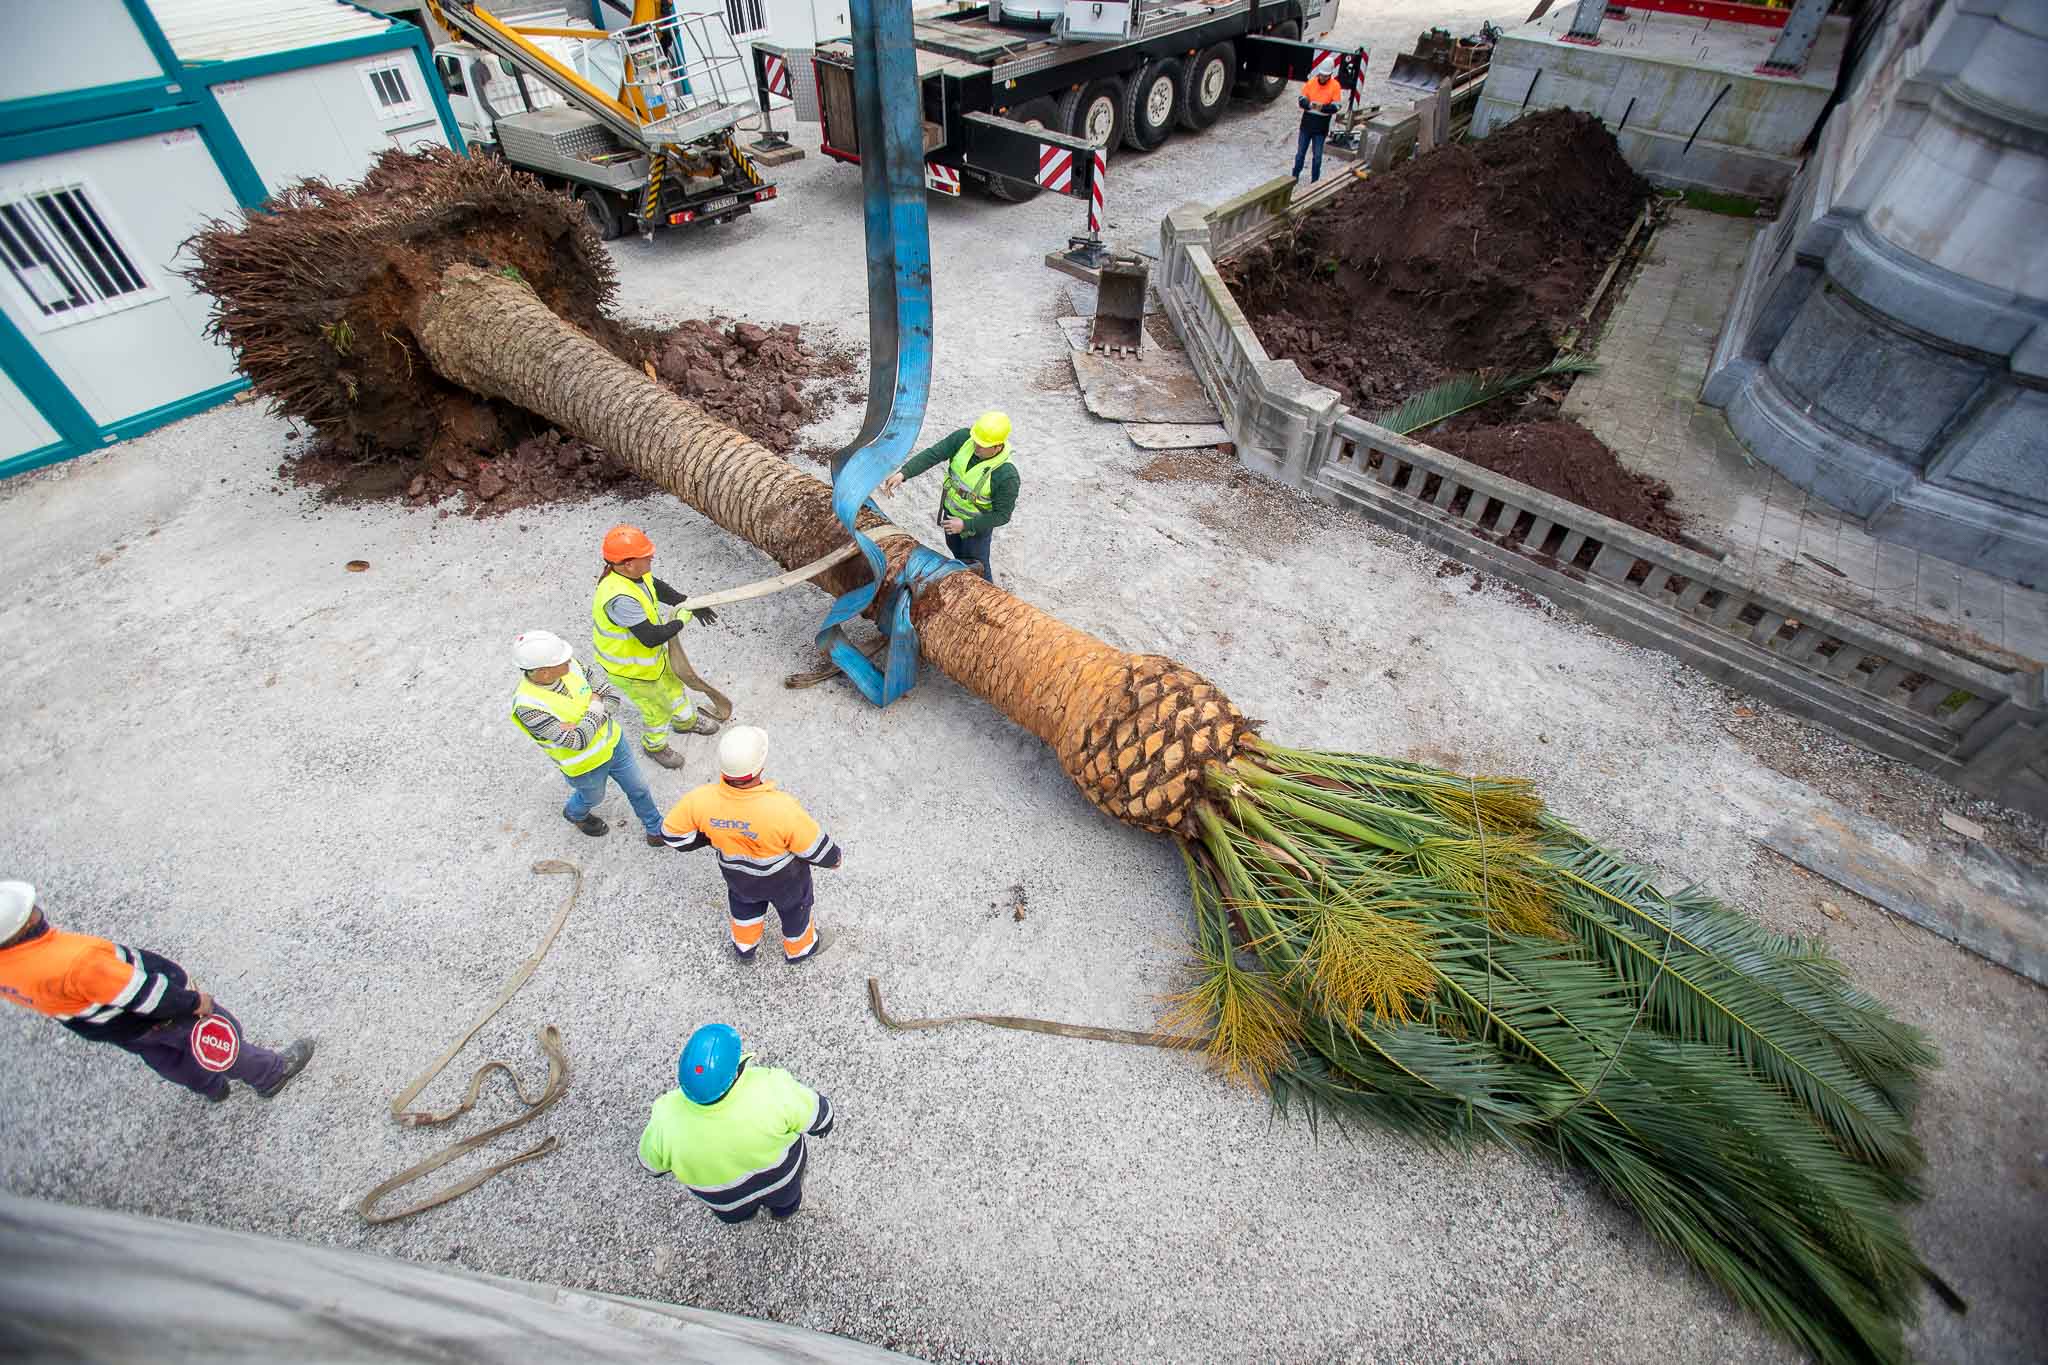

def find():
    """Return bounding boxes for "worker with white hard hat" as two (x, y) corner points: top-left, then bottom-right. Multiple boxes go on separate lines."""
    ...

(0, 880), (314, 1103)
(592, 523), (721, 772)
(510, 628), (666, 843)
(658, 725), (843, 963)
(879, 410), (1019, 583)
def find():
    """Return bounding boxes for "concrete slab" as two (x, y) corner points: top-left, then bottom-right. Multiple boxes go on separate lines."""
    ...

(1125, 423), (1231, 450)
(1056, 315), (1220, 424)
(1763, 799), (2048, 987)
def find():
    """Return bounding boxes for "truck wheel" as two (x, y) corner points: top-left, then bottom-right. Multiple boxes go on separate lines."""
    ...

(1179, 43), (1235, 129)
(987, 97), (1060, 202)
(1059, 78), (1124, 153)
(1121, 58), (1183, 151)
(1244, 22), (1298, 103)
(577, 188), (624, 241)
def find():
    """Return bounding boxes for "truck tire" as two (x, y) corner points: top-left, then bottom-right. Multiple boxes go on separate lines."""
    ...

(1248, 21), (1298, 103)
(1060, 78), (1124, 153)
(577, 187), (624, 241)
(1179, 42), (1234, 130)
(1121, 58), (1183, 152)
(986, 97), (1061, 202)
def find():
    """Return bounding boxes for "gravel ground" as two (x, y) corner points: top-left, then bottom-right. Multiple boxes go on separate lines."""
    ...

(4, 3), (2045, 1361)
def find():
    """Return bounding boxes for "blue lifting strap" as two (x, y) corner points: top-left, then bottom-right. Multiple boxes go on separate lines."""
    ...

(815, 0), (962, 706)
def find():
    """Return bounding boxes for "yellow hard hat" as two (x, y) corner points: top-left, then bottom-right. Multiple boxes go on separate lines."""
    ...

(970, 410), (1012, 447)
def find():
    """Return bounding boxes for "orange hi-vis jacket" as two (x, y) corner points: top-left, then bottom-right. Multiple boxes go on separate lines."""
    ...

(660, 778), (842, 883)
(0, 922), (202, 1043)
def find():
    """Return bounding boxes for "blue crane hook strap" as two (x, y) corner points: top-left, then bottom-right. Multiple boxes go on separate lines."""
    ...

(814, 0), (963, 707)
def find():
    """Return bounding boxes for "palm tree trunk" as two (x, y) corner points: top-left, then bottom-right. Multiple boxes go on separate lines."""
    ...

(415, 264), (1248, 834)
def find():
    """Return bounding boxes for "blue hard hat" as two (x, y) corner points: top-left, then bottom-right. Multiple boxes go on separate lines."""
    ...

(678, 1023), (743, 1105)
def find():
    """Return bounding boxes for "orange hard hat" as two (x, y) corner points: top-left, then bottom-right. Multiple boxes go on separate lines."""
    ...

(602, 524), (654, 561)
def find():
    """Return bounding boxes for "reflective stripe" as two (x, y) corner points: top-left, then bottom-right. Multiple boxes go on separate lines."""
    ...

(689, 1139), (805, 1208)
(135, 975), (168, 1014)
(718, 851), (793, 877)
(107, 962), (145, 1008)
(511, 659), (621, 777)
(793, 830), (828, 860)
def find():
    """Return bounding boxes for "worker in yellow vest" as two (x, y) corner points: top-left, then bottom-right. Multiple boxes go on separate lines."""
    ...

(879, 410), (1019, 583)
(592, 524), (721, 772)
(639, 1022), (834, 1224)
(510, 629), (665, 843)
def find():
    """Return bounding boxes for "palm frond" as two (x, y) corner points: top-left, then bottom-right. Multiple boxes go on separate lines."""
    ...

(1367, 355), (1600, 435)
(1161, 746), (1946, 1365)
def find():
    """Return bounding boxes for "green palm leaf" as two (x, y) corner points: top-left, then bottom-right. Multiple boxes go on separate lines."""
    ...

(1368, 355), (1600, 435)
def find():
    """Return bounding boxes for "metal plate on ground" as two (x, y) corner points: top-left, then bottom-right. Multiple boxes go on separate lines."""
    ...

(1055, 316), (1220, 424)
(1761, 799), (2048, 986)
(1125, 423), (1230, 450)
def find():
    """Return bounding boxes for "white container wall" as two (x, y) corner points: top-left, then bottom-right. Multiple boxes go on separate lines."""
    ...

(215, 55), (451, 192)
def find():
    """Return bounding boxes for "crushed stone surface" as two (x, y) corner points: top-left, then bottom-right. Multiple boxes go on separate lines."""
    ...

(3, 3), (2044, 1362)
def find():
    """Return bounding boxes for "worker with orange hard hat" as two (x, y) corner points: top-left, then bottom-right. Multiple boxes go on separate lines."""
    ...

(592, 523), (721, 772)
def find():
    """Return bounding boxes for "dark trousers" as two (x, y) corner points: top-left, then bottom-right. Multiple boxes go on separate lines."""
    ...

(711, 1167), (806, 1224)
(1293, 125), (1328, 182)
(725, 863), (817, 960)
(108, 1006), (287, 1099)
(943, 528), (993, 582)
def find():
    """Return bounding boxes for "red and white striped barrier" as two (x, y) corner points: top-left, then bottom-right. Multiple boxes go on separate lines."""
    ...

(762, 52), (791, 97)
(924, 162), (961, 196)
(1036, 143), (1074, 192)
(1087, 146), (1105, 235)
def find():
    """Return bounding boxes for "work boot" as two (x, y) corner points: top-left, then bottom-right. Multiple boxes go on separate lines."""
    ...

(254, 1039), (316, 1099)
(644, 832), (668, 847)
(785, 930), (832, 966)
(688, 715), (721, 736)
(203, 1084), (230, 1104)
(733, 944), (757, 965)
(565, 811), (609, 836)
(644, 744), (687, 770)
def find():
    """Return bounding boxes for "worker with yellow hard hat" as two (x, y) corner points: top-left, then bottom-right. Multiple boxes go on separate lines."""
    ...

(879, 410), (1019, 583)
(592, 524), (720, 772)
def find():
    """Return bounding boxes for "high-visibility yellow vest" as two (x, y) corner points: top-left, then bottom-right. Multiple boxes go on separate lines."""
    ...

(941, 436), (1011, 523)
(591, 571), (670, 681)
(638, 1064), (823, 1212)
(511, 659), (620, 776)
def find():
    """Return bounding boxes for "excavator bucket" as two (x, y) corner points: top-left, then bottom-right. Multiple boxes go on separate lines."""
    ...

(1387, 51), (1453, 93)
(1088, 255), (1149, 354)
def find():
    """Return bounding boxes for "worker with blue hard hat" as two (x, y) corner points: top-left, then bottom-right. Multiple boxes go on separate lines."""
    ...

(638, 1023), (835, 1223)
(879, 409), (1019, 583)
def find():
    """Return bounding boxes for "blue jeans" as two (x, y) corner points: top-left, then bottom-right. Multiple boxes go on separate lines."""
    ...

(1293, 126), (1328, 182)
(944, 528), (993, 582)
(563, 743), (663, 834)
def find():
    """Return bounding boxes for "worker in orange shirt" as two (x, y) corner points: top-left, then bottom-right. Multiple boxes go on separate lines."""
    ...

(660, 725), (842, 964)
(1293, 63), (1345, 184)
(0, 881), (314, 1103)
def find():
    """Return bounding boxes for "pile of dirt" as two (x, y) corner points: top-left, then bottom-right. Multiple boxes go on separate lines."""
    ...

(1424, 417), (1683, 543)
(1226, 110), (1648, 410)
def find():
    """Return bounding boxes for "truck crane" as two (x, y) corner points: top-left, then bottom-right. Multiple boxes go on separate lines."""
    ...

(422, 0), (777, 239)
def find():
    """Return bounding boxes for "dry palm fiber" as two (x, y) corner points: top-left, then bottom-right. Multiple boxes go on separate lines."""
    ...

(185, 150), (1951, 1365)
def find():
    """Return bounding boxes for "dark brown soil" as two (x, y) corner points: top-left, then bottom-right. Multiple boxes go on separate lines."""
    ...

(1226, 110), (1648, 410)
(1426, 416), (1683, 543)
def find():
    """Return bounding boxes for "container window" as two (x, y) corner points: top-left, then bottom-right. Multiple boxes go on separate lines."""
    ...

(0, 182), (161, 332)
(361, 60), (427, 120)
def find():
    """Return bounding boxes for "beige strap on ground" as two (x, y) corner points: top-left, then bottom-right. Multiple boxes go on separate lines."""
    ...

(356, 860), (581, 1225)
(866, 977), (1204, 1051)
(666, 633), (734, 722)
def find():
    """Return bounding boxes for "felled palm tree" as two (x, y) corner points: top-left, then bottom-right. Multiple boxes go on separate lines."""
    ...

(186, 150), (1951, 1365)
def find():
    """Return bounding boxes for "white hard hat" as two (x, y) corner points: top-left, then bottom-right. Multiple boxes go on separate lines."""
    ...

(718, 725), (769, 780)
(513, 630), (573, 671)
(1, 881), (36, 940)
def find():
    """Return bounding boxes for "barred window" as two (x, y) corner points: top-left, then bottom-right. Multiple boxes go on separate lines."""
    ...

(360, 59), (426, 119)
(0, 183), (159, 331)
(725, 0), (767, 37)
